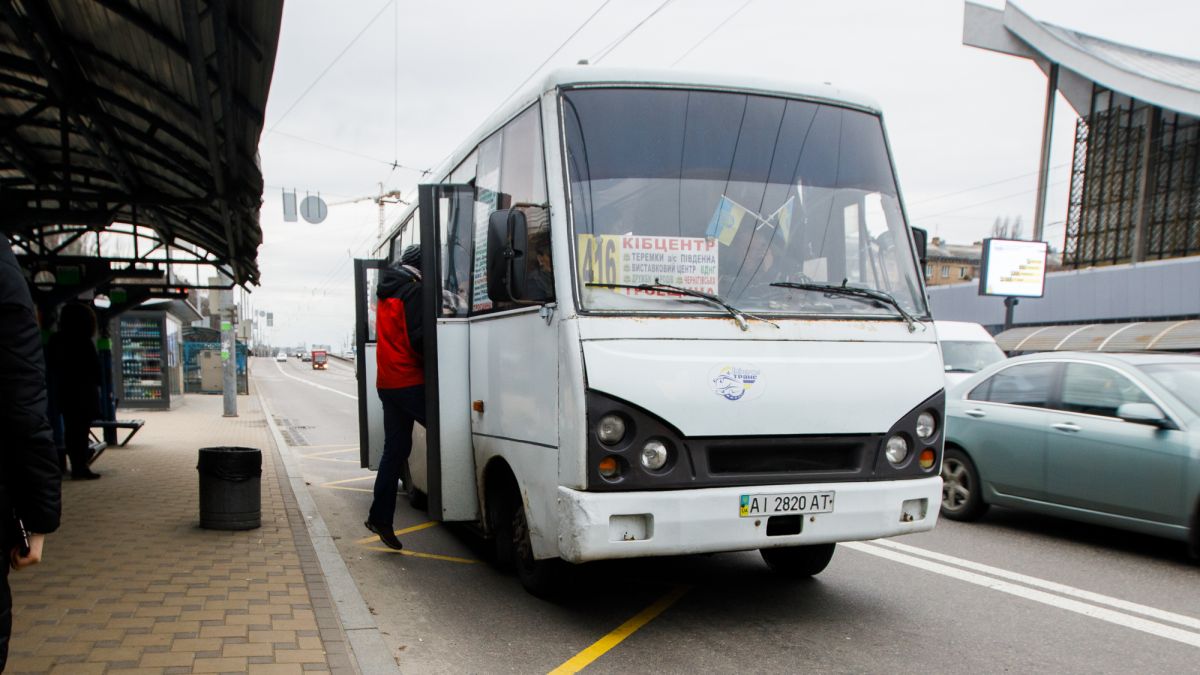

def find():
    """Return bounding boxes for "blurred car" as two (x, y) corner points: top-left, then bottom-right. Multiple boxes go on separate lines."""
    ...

(275, 351), (287, 362)
(941, 351), (1199, 555)
(301, 353), (311, 362)
(936, 320), (1007, 387)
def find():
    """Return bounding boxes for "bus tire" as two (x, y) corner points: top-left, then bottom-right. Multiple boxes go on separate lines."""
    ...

(488, 484), (517, 573)
(510, 499), (567, 598)
(940, 446), (988, 521)
(760, 543), (836, 578)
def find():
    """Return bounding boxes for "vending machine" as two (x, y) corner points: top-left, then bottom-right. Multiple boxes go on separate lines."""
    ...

(114, 312), (172, 409)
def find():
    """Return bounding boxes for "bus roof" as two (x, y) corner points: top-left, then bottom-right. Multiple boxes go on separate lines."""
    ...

(377, 67), (884, 252)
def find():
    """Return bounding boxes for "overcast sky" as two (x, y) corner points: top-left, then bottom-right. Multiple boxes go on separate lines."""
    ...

(251, 0), (1200, 349)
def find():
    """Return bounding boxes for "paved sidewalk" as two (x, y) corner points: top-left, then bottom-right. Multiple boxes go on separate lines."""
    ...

(4, 393), (355, 674)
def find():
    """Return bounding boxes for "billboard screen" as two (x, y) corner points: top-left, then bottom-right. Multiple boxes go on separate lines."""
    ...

(978, 238), (1048, 298)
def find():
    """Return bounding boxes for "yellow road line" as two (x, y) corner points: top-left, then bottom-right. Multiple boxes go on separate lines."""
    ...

(326, 486), (373, 493)
(356, 520), (439, 544)
(301, 448), (358, 457)
(548, 585), (691, 674)
(363, 546), (478, 564)
(322, 475), (374, 486)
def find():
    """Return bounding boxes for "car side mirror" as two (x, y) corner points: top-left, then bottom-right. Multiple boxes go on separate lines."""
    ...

(1116, 402), (1174, 429)
(911, 227), (928, 269)
(487, 208), (529, 302)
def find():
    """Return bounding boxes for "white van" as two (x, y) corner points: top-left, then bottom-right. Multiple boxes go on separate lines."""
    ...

(355, 67), (944, 595)
(935, 321), (1006, 387)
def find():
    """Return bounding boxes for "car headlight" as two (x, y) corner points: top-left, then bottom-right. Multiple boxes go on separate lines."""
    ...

(915, 411), (937, 440)
(885, 435), (909, 465)
(640, 440), (668, 470)
(597, 414), (627, 445)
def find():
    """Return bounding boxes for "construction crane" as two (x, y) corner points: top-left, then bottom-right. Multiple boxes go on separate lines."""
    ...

(327, 183), (408, 240)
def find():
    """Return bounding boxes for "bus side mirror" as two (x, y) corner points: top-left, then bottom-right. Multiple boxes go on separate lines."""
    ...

(911, 227), (928, 268)
(487, 208), (529, 302)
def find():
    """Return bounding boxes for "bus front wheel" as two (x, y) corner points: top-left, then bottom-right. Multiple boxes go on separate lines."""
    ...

(760, 543), (836, 578)
(491, 486), (566, 597)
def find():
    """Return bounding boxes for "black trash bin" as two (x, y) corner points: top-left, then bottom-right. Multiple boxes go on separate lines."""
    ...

(197, 446), (262, 530)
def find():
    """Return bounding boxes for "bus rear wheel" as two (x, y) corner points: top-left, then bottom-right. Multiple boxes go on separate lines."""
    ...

(760, 543), (836, 578)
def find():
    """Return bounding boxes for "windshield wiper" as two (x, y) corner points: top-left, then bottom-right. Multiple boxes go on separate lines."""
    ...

(586, 281), (778, 331)
(770, 280), (921, 332)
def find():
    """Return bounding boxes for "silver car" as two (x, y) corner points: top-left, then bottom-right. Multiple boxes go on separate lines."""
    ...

(940, 351), (1200, 556)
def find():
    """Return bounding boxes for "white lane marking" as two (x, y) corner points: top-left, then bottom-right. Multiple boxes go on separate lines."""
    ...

(873, 539), (1200, 632)
(272, 358), (357, 400)
(845, 541), (1200, 649)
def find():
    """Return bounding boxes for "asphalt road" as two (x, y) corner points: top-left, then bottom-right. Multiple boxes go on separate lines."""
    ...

(253, 356), (1200, 673)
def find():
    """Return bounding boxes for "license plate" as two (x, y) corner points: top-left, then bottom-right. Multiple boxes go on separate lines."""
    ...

(739, 492), (835, 517)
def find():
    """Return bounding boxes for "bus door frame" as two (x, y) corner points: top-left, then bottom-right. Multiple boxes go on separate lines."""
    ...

(418, 182), (479, 522)
(353, 258), (387, 469)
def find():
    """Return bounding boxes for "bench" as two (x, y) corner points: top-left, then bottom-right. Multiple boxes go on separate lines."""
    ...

(90, 419), (146, 447)
(88, 440), (108, 467)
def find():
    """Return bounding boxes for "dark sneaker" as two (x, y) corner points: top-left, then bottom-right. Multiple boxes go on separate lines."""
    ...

(364, 520), (403, 550)
(72, 470), (101, 480)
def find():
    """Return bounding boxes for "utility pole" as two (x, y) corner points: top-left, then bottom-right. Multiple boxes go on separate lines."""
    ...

(221, 300), (238, 417)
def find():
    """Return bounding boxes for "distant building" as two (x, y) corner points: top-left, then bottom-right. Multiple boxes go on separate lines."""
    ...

(925, 238), (982, 286)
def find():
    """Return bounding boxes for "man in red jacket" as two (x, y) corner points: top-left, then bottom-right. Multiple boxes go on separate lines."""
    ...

(365, 245), (426, 550)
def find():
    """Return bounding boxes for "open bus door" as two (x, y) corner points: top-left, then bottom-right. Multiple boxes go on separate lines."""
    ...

(353, 185), (478, 523)
(353, 260), (386, 470)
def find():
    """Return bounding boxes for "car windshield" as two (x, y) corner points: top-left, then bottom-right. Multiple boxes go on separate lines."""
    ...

(1137, 363), (1200, 416)
(562, 87), (926, 318)
(941, 340), (1006, 373)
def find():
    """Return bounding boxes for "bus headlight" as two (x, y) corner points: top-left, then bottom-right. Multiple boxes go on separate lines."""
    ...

(885, 435), (909, 465)
(597, 414), (627, 445)
(640, 440), (669, 471)
(915, 411), (937, 441)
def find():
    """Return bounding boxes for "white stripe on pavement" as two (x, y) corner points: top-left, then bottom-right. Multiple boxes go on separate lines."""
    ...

(273, 358), (357, 400)
(845, 541), (1200, 649)
(871, 539), (1200, 632)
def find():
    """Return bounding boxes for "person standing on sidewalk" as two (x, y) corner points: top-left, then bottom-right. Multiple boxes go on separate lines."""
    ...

(0, 234), (63, 671)
(365, 245), (426, 551)
(48, 302), (102, 480)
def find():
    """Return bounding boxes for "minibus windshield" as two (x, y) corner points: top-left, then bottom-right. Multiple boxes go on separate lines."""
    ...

(562, 87), (927, 319)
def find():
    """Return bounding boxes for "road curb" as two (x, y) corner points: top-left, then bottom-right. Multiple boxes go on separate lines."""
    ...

(258, 389), (401, 674)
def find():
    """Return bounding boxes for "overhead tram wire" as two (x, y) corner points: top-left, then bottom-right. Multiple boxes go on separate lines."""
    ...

(910, 179), (1070, 221)
(591, 0), (675, 64)
(906, 162), (1070, 207)
(265, 0), (395, 135)
(483, 0), (613, 126)
(670, 0), (754, 67)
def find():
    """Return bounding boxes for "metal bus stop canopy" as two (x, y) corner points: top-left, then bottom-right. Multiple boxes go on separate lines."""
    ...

(0, 0), (283, 293)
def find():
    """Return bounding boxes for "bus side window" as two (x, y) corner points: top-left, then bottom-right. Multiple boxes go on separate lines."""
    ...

(472, 103), (552, 312)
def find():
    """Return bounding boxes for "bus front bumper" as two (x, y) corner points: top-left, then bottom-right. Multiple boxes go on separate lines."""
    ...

(556, 476), (941, 563)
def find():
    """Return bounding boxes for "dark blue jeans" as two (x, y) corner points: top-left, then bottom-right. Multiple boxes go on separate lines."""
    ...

(369, 385), (426, 527)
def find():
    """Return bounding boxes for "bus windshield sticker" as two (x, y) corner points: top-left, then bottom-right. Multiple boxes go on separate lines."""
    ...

(578, 234), (718, 295)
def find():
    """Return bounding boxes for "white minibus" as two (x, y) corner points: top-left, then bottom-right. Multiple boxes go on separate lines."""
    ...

(354, 67), (944, 595)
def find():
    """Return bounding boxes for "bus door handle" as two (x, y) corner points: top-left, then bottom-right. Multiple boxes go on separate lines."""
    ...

(963, 409), (986, 418)
(1051, 422), (1081, 433)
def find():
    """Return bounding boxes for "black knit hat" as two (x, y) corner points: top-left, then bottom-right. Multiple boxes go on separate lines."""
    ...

(398, 244), (422, 270)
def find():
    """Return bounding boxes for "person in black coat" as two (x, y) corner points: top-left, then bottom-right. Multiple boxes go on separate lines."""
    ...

(0, 233), (63, 671)
(48, 302), (102, 480)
